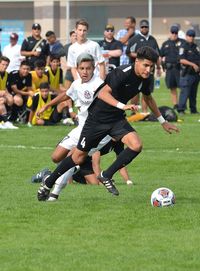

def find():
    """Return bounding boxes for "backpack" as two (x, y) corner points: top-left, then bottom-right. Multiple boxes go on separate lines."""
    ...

(147, 106), (178, 122)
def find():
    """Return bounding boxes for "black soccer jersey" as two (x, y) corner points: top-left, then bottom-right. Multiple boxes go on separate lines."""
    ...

(88, 64), (152, 123)
(9, 70), (32, 91)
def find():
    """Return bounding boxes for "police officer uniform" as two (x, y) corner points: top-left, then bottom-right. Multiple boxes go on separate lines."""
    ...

(160, 26), (186, 100)
(178, 29), (200, 114)
(21, 23), (50, 70)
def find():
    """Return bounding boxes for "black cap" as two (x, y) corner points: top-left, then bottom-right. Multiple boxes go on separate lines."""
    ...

(170, 25), (179, 33)
(186, 29), (195, 37)
(140, 19), (149, 27)
(32, 23), (41, 30)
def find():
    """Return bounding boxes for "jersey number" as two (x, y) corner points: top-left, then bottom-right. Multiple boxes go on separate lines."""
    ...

(80, 137), (86, 148)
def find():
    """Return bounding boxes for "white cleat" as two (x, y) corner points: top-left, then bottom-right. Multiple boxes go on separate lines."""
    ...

(126, 180), (133, 185)
(3, 121), (19, 129)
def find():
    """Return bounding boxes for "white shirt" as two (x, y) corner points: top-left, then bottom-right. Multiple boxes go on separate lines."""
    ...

(2, 44), (24, 73)
(67, 39), (105, 68)
(66, 74), (103, 127)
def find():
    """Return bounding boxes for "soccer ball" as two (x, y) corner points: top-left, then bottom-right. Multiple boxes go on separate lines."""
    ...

(151, 187), (175, 207)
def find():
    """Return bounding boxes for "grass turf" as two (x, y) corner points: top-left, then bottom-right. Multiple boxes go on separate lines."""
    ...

(0, 81), (200, 271)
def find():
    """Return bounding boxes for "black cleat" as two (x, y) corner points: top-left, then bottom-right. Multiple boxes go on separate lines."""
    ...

(31, 168), (52, 183)
(98, 172), (119, 196)
(37, 183), (50, 201)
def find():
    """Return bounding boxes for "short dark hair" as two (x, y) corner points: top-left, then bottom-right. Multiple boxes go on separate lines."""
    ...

(0, 56), (10, 63)
(136, 46), (159, 63)
(40, 82), (49, 89)
(126, 16), (136, 24)
(75, 19), (89, 30)
(49, 54), (60, 62)
(69, 30), (75, 36)
(45, 31), (55, 37)
(34, 60), (45, 68)
(20, 60), (30, 67)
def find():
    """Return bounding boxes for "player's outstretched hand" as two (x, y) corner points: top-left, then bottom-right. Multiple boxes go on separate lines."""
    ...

(36, 105), (48, 118)
(162, 122), (180, 134)
(123, 104), (141, 112)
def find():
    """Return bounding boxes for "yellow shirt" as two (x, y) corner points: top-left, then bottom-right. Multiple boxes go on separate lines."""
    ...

(32, 92), (53, 125)
(46, 66), (61, 92)
(31, 71), (48, 92)
(0, 72), (8, 90)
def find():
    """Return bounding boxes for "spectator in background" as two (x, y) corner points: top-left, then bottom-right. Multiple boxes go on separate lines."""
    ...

(98, 24), (123, 73)
(67, 19), (105, 80)
(21, 23), (50, 70)
(178, 29), (200, 114)
(160, 25), (186, 109)
(2, 33), (24, 73)
(63, 30), (77, 89)
(45, 31), (65, 58)
(126, 19), (161, 112)
(8, 61), (33, 121)
(27, 59), (48, 109)
(29, 82), (65, 126)
(116, 16), (137, 65)
(0, 56), (18, 129)
(45, 54), (65, 94)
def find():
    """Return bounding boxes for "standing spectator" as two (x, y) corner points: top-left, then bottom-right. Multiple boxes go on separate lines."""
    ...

(126, 19), (161, 112)
(178, 29), (200, 114)
(0, 56), (18, 129)
(116, 16), (137, 65)
(9, 61), (33, 121)
(174, 23), (186, 40)
(67, 19), (106, 80)
(160, 25), (186, 109)
(98, 24), (123, 73)
(45, 31), (65, 58)
(63, 30), (77, 89)
(2, 33), (24, 73)
(21, 23), (50, 70)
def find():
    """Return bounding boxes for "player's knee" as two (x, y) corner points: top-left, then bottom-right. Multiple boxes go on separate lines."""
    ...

(133, 142), (143, 152)
(51, 153), (61, 163)
(72, 151), (87, 165)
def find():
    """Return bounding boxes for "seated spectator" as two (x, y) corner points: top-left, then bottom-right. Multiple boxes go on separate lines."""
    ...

(27, 60), (48, 108)
(45, 31), (65, 58)
(28, 82), (65, 126)
(0, 56), (18, 129)
(45, 54), (65, 94)
(2, 33), (24, 73)
(98, 24), (123, 73)
(8, 61), (33, 121)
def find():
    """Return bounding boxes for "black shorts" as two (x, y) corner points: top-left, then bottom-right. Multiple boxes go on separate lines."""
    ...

(44, 108), (62, 125)
(165, 68), (180, 89)
(77, 116), (135, 152)
(100, 140), (124, 156)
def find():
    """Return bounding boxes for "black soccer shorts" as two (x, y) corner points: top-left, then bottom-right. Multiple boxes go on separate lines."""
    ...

(77, 116), (136, 152)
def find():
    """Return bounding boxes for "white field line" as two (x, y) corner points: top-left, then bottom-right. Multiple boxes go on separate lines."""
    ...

(0, 144), (53, 150)
(0, 144), (200, 155)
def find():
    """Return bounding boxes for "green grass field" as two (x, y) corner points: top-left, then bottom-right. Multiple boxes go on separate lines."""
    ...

(0, 81), (200, 271)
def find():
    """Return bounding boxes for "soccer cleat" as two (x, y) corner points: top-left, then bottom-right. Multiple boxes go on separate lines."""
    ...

(97, 172), (119, 196)
(3, 121), (19, 129)
(47, 193), (59, 202)
(37, 183), (51, 201)
(31, 168), (52, 183)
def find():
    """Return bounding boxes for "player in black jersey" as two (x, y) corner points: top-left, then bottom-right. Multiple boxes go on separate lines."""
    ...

(38, 46), (179, 200)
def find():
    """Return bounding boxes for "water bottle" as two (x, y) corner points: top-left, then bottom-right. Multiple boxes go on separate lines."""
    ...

(155, 77), (160, 89)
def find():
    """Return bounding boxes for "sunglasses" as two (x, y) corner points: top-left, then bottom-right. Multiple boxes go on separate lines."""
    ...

(105, 29), (114, 32)
(141, 26), (149, 29)
(188, 35), (195, 37)
(33, 27), (41, 30)
(171, 32), (178, 34)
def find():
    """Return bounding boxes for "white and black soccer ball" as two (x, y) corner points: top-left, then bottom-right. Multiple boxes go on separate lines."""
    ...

(151, 187), (175, 207)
